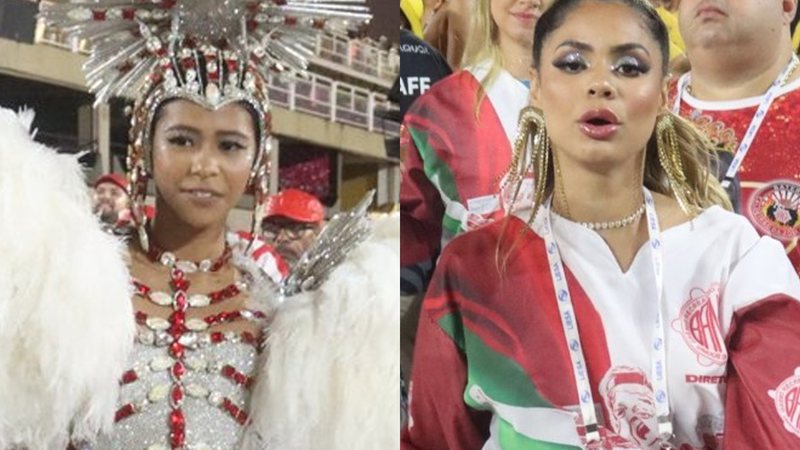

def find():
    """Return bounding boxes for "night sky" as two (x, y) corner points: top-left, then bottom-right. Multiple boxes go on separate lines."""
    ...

(366, 0), (398, 44)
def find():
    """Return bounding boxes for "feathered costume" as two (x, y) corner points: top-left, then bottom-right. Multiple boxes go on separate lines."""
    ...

(0, 1), (398, 449)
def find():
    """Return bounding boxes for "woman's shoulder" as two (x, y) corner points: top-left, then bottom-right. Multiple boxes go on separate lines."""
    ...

(406, 69), (480, 111)
(655, 193), (755, 239)
(440, 216), (540, 264)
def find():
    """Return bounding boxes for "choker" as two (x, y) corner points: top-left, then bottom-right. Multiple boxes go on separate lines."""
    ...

(144, 239), (232, 274)
(554, 203), (646, 231)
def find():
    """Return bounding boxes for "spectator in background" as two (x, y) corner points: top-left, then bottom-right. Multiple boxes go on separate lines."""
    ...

(261, 188), (325, 267)
(394, 0), (452, 120)
(91, 172), (130, 229)
(423, 0), (473, 69)
(672, 0), (800, 270)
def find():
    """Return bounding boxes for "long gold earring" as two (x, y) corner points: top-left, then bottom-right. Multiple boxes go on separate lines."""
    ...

(656, 113), (691, 213)
(504, 106), (550, 213)
(532, 116), (550, 215)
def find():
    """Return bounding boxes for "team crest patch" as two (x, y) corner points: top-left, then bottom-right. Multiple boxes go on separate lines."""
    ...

(768, 367), (800, 438)
(749, 180), (800, 242)
(671, 286), (727, 366)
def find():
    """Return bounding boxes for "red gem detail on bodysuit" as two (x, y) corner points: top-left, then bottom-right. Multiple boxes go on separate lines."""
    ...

(172, 361), (186, 379)
(169, 342), (185, 359)
(115, 403), (136, 422)
(121, 369), (138, 385)
(171, 385), (184, 405)
(169, 408), (185, 448)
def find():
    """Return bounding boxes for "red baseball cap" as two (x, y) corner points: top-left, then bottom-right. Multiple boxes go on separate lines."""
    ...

(264, 189), (324, 223)
(94, 173), (129, 193)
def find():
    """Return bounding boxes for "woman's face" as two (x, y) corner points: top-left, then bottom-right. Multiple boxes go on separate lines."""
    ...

(530, 1), (665, 171)
(491, 0), (543, 50)
(151, 99), (256, 229)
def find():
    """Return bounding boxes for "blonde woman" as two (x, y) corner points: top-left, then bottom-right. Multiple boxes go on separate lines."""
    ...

(401, 0), (545, 289)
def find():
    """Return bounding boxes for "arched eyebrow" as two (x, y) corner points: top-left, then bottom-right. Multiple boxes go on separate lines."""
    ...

(217, 130), (251, 141)
(163, 125), (250, 141)
(163, 125), (201, 135)
(556, 40), (650, 56)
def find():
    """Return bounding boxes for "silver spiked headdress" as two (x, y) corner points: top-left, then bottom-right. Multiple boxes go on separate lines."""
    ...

(39, 0), (370, 250)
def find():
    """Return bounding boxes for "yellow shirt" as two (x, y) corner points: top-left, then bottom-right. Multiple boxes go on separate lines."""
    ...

(657, 7), (685, 60)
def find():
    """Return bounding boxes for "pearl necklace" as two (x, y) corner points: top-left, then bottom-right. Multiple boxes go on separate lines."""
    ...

(553, 202), (646, 231)
(576, 203), (646, 231)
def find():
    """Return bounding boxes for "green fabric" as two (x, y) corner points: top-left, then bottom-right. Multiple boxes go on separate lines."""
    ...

(442, 213), (463, 236)
(437, 312), (583, 448)
(408, 126), (460, 204)
(437, 312), (552, 408)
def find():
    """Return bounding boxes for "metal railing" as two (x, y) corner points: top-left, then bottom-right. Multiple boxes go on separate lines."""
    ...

(314, 32), (399, 83)
(267, 71), (399, 136)
(33, 21), (400, 137)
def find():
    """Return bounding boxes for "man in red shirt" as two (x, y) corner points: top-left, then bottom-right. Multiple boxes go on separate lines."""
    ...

(673, 0), (800, 271)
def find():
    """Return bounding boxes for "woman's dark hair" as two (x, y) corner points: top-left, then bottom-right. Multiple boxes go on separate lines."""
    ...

(532, 0), (670, 76)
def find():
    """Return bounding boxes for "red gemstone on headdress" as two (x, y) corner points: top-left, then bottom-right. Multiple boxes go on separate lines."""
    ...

(210, 332), (224, 343)
(135, 311), (147, 324)
(312, 19), (325, 29)
(122, 8), (135, 20)
(92, 9), (106, 20)
(273, 0), (287, 5)
(170, 342), (185, 358)
(246, 19), (257, 32)
(161, 0), (177, 8)
(284, 16), (298, 26)
(172, 361), (186, 378)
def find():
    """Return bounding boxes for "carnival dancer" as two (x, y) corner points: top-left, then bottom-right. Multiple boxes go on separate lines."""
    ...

(671, 0), (800, 272)
(0, 1), (398, 449)
(402, 0), (800, 448)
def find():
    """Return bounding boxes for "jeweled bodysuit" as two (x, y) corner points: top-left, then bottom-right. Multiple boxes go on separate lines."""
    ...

(95, 240), (268, 450)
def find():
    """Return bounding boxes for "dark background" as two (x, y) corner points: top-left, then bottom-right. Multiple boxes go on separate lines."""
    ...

(366, 0), (398, 44)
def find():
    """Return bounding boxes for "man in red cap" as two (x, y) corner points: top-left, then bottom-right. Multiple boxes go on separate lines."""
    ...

(261, 188), (325, 267)
(92, 173), (131, 229)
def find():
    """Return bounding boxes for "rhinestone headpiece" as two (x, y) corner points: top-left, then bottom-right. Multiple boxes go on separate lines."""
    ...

(40, 0), (370, 247)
